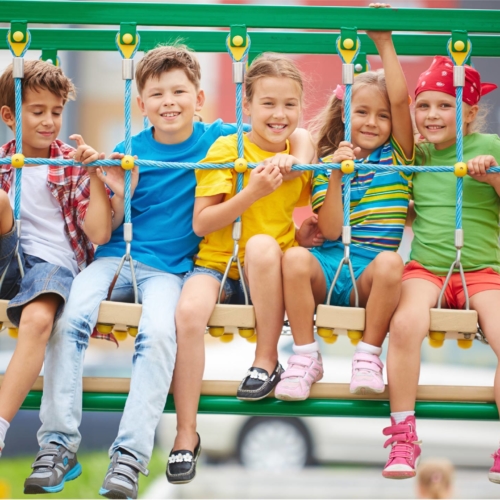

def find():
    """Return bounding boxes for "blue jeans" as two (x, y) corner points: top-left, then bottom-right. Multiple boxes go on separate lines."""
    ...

(37, 257), (183, 465)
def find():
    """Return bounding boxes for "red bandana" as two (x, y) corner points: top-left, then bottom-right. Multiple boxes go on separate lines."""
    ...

(415, 56), (497, 105)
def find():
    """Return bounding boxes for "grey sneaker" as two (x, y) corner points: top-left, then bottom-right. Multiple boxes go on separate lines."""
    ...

(24, 443), (82, 494)
(99, 451), (149, 499)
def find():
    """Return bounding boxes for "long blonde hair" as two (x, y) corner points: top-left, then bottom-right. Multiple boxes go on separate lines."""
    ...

(417, 459), (454, 499)
(310, 70), (388, 159)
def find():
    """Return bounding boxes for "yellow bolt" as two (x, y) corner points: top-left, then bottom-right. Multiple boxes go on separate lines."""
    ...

(122, 33), (134, 45)
(96, 323), (114, 334)
(454, 161), (467, 177)
(113, 329), (128, 342)
(343, 38), (354, 50)
(341, 159), (355, 174)
(246, 334), (257, 344)
(234, 158), (248, 173)
(317, 327), (333, 338)
(208, 326), (225, 338)
(121, 155), (134, 170)
(429, 331), (445, 348)
(239, 328), (255, 339)
(12, 31), (24, 43)
(127, 326), (138, 337)
(347, 330), (363, 341)
(8, 327), (18, 338)
(232, 35), (244, 47)
(11, 153), (25, 169)
(220, 333), (234, 343)
(454, 40), (465, 52)
(323, 334), (338, 344)
(457, 338), (473, 349)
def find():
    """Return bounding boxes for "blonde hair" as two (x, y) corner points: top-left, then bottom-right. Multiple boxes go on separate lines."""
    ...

(0, 59), (76, 112)
(417, 459), (454, 499)
(135, 44), (201, 95)
(310, 70), (388, 159)
(245, 53), (304, 103)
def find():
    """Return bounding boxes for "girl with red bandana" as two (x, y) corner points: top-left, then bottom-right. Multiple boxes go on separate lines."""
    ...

(383, 55), (500, 483)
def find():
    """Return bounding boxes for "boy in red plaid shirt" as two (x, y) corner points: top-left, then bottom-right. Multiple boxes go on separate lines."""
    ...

(0, 60), (113, 456)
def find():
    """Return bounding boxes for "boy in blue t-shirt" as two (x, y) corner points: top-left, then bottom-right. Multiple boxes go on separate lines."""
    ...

(24, 45), (246, 499)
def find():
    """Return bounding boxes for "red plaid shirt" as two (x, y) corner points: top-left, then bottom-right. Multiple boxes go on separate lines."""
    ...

(0, 139), (98, 270)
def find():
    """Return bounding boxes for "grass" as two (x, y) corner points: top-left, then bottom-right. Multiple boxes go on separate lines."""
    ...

(0, 450), (167, 499)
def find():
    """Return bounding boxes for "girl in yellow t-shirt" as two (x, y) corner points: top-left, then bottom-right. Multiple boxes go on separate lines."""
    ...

(167, 54), (319, 484)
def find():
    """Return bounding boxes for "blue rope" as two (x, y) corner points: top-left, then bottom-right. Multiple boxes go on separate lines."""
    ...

(14, 77), (22, 221)
(456, 86), (463, 230)
(143, 116), (149, 130)
(124, 78), (132, 225)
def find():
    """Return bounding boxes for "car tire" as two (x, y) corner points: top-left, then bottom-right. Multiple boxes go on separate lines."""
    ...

(236, 417), (313, 470)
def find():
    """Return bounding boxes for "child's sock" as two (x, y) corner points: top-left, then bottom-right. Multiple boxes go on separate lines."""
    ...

(293, 341), (320, 359)
(391, 411), (415, 424)
(356, 340), (382, 356)
(0, 416), (10, 446)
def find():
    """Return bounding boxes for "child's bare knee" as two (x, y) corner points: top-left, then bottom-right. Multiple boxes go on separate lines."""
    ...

(175, 299), (209, 338)
(282, 247), (310, 277)
(246, 234), (281, 266)
(19, 305), (55, 340)
(373, 252), (404, 284)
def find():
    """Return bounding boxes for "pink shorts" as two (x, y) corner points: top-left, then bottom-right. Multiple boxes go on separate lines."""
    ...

(402, 261), (500, 309)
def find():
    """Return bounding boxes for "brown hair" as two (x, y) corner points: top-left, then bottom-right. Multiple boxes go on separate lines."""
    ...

(135, 44), (201, 95)
(310, 70), (388, 159)
(245, 53), (304, 103)
(0, 59), (76, 112)
(417, 459), (454, 499)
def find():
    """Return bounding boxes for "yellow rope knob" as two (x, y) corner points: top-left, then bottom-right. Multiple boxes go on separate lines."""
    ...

(220, 333), (234, 343)
(246, 334), (257, 344)
(8, 327), (18, 338)
(208, 326), (225, 338)
(238, 328), (255, 339)
(428, 331), (445, 348)
(317, 327), (333, 338)
(343, 38), (354, 50)
(232, 35), (244, 47)
(454, 161), (467, 177)
(234, 158), (248, 173)
(113, 329), (128, 342)
(454, 40), (465, 52)
(12, 31), (24, 43)
(347, 330), (363, 341)
(121, 155), (134, 170)
(96, 323), (114, 334)
(127, 326), (138, 337)
(323, 334), (338, 344)
(122, 33), (134, 45)
(11, 153), (24, 168)
(457, 338), (473, 349)
(341, 159), (355, 174)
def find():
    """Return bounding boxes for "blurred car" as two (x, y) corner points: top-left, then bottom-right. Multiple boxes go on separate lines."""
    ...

(157, 332), (499, 470)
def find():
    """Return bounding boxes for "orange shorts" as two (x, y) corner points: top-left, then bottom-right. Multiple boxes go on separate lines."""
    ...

(402, 261), (500, 309)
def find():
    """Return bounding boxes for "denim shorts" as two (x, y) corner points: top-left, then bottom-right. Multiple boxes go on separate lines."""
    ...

(310, 245), (373, 307)
(0, 227), (74, 326)
(183, 265), (250, 305)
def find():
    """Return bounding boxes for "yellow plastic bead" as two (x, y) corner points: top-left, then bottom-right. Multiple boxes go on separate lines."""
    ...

(209, 326), (225, 338)
(317, 327), (333, 338)
(12, 31), (24, 43)
(96, 323), (114, 334)
(454, 40), (465, 52)
(11, 153), (25, 169)
(341, 159), (355, 174)
(220, 333), (234, 343)
(454, 162), (467, 177)
(323, 334), (338, 344)
(239, 328), (255, 339)
(122, 33), (134, 45)
(121, 155), (134, 170)
(246, 334), (257, 343)
(0, 322), (3, 330)
(343, 38), (354, 50)
(127, 326), (138, 337)
(429, 338), (444, 348)
(232, 35), (244, 47)
(347, 330), (363, 341)
(429, 331), (446, 342)
(7, 327), (18, 338)
(457, 339), (473, 349)
(234, 158), (248, 173)
(113, 329), (128, 342)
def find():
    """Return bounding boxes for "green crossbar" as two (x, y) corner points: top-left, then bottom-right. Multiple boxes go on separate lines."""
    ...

(1, 2), (500, 33)
(1, 29), (499, 57)
(20, 392), (499, 420)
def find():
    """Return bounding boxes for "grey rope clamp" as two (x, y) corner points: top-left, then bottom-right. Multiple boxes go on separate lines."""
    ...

(122, 59), (134, 80)
(14, 219), (24, 278)
(12, 57), (24, 78)
(232, 62), (245, 84)
(342, 64), (354, 85)
(436, 229), (470, 311)
(217, 221), (250, 306)
(325, 225), (359, 308)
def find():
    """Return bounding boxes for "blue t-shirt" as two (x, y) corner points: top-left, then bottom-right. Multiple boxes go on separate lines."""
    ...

(95, 120), (245, 274)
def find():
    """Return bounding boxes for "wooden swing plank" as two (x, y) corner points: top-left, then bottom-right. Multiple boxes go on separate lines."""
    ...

(208, 304), (255, 328)
(316, 305), (365, 332)
(97, 301), (142, 326)
(430, 308), (478, 334)
(4, 376), (493, 403)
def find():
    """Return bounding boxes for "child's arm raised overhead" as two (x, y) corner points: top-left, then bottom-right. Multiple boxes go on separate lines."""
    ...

(367, 3), (414, 159)
(193, 163), (282, 237)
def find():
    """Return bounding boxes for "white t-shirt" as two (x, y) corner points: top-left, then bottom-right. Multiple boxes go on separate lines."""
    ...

(8, 165), (79, 276)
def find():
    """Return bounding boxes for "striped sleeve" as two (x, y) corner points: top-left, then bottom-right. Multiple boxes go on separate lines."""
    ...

(390, 135), (415, 166)
(311, 168), (330, 212)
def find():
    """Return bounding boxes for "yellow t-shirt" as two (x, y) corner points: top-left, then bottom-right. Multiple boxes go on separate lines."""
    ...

(195, 133), (312, 279)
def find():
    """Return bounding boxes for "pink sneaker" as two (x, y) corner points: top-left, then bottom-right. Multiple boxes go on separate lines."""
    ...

(382, 416), (421, 479)
(274, 354), (323, 401)
(350, 352), (385, 394)
(489, 448), (500, 483)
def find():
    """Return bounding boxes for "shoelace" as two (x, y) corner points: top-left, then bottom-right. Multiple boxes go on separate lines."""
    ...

(383, 423), (421, 462)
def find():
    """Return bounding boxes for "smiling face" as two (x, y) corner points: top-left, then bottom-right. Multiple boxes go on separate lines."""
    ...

(415, 90), (478, 150)
(243, 76), (301, 153)
(137, 68), (205, 145)
(1, 87), (64, 159)
(346, 85), (391, 158)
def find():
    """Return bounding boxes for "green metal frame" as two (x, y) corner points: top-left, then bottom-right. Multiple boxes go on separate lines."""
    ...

(1, 2), (500, 32)
(20, 393), (499, 420)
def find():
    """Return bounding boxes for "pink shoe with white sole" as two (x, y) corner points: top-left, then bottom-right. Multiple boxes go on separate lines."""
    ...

(489, 447), (500, 483)
(382, 415), (421, 479)
(350, 352), (385, 394)
(274, 354), (323, 401)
